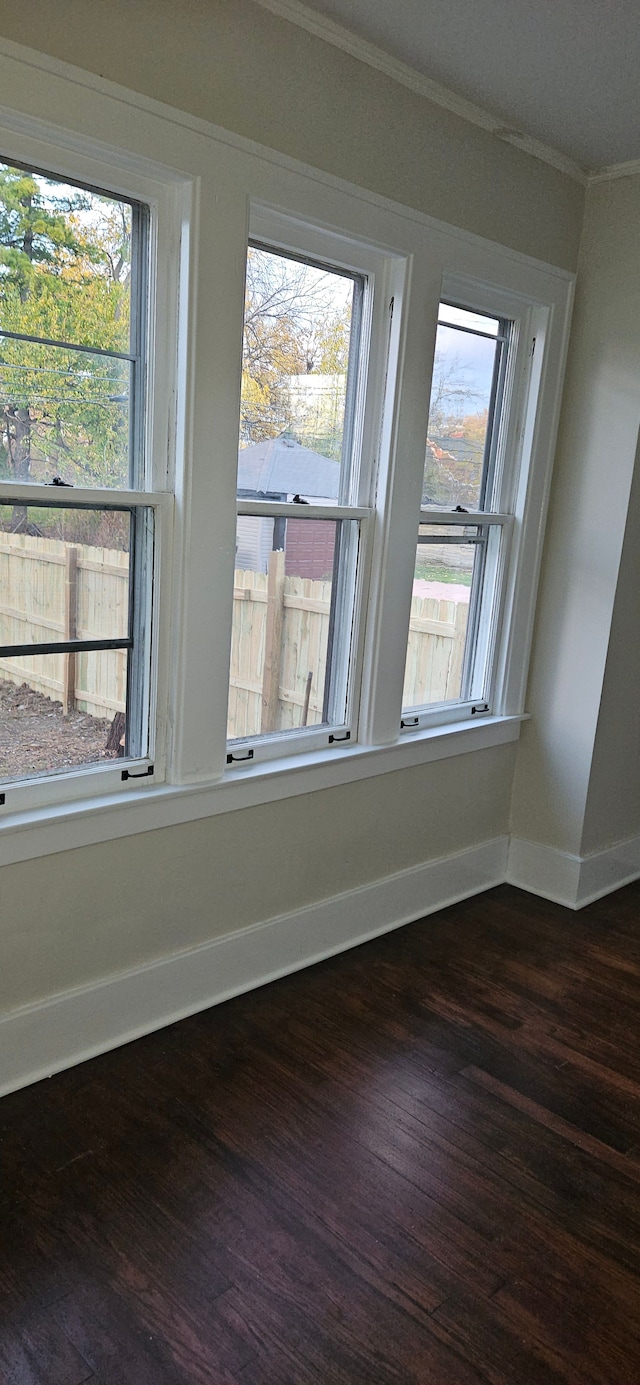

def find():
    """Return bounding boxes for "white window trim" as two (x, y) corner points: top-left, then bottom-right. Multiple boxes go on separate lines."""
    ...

(0, 712), (526, 869)
(0, 39), (574, 863)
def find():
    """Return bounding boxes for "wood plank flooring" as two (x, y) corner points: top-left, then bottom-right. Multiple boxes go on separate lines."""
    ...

(1, 881), (640, 1383)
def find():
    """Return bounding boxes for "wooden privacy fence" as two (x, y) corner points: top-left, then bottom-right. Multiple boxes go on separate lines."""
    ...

(403, 589), (468, 709)
(0, 537), (470, 732)
(0, 532), (129, 719)
(229, 551), (334, 740)
(228, 550), (469, 739)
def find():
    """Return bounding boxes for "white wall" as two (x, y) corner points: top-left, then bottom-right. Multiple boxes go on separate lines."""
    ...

(0, 747), (515, 1010)
(581, 430), (640, 854)
(511, 174), (640, 859)
(0, 0), (583, 269)
(0, 0), (589, 1081)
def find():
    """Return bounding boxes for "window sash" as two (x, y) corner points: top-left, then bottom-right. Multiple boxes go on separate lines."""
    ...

(400, 510), (512, 724)
(228, 501), (367, 759)
(0, 484), (171, 796)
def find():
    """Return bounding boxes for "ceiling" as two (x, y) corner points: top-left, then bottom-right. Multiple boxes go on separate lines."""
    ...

(293, 0), (640, 172)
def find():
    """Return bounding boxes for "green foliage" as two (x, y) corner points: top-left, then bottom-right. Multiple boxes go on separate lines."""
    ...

(0, 165), (93, 296)
(0, 162), (133, 490)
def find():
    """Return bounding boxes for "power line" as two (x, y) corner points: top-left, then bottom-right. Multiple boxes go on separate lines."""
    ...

(0, 360), (124, 379)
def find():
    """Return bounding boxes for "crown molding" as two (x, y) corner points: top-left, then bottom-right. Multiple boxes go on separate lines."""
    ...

(588, 158), (640, 185)
(255, 0), (588, 185)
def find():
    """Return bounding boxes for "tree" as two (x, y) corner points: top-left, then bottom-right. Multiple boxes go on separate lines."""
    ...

(0, 163), (132, 507)
(239, 246), (353, 459)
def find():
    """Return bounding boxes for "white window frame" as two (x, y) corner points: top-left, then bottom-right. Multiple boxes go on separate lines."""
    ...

(395, 277), (543, 736)
(227, 209), (403, 765)
(0, 41), (574, 861)
(0, 126), (184, 816)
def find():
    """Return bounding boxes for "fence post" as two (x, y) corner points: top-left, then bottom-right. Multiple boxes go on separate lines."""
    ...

(447, 599), (469, 699)
(63, 544), (79, 715)
(261, 548), (286, 733)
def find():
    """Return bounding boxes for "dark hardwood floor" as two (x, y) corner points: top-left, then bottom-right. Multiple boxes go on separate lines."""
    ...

(1, 881), (640, 1383)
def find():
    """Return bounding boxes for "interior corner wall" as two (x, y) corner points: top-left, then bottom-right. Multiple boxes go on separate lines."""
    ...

(510, 175), (640, 858)
(0, 0), (584, 270)
(580, 430), (640, 855)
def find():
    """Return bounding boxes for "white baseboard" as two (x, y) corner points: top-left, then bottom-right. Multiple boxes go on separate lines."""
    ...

(576, 833), (640, 907)
(506, 836), (582, 908)
(0, 834), (508, 1098)
(507, 832), (640, 908)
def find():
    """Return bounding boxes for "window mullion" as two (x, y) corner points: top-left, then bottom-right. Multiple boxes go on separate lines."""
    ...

(359, 259), (444, 747)
(168, 181), (248, 786)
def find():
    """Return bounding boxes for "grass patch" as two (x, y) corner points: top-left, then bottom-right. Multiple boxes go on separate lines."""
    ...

(414, 562), (472, 585)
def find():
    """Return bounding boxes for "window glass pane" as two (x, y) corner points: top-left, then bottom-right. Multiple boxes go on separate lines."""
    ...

(423, 305), (504, 510)
(402, 524), (482, 711)
(0, 505), (131, 649)
(0, 160), (133, 354)
(229, 514), (358, 741)
(0, 501), (149, 782)
(437, 304), (500, 335)
(0, 343), (131, 488)
(0, 160), (143, 490)
(0, 648), (129, 782)
(238, 245), (362, 503)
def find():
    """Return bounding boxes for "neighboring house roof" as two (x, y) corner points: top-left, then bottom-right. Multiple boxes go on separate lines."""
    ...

(237, 433), (340, 499)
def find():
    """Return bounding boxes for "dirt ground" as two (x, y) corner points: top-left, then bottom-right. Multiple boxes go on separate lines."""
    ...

(0, 679), (120, 783)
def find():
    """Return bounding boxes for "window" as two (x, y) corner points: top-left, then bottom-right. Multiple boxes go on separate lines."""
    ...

(0, 156), (167, 802)
(401, 302), (514, 729)
(0, 69), (572, 844)
(227, 228), (383, 764)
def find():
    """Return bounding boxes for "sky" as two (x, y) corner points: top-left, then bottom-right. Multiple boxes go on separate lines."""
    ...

(431, 304), (501, 423)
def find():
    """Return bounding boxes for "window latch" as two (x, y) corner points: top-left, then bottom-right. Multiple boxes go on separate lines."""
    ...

(226, 748), (254, 764)
(121, 765), (154, 780)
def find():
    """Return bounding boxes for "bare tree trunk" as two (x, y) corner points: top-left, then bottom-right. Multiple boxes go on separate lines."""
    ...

(4, 405), (32, 531)
(106, 711), (126, 755)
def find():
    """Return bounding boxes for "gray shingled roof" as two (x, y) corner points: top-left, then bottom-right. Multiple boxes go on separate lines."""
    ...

(237, 434), (339, 499)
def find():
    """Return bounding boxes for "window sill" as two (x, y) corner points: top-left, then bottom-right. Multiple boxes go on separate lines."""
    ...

(0, 714), (526, 867)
